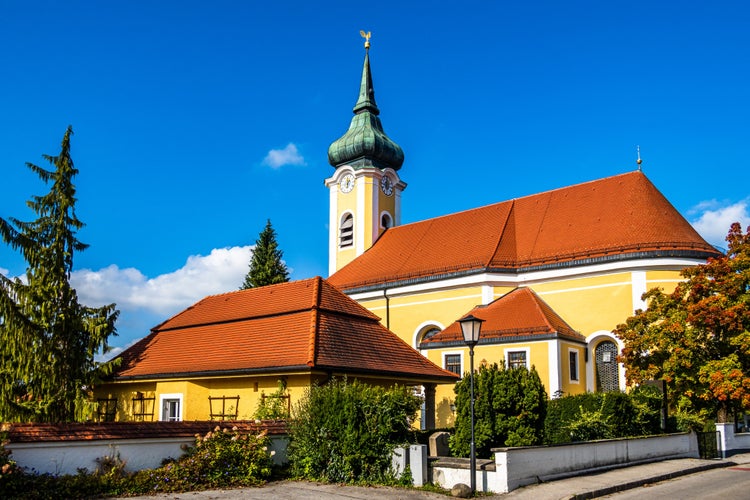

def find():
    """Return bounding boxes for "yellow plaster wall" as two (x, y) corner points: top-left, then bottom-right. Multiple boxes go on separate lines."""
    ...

(646, 269), (684, 294)
(559, 342), (586, 396)
(94, 374), (314, 422)
(532, 273), (634, 334)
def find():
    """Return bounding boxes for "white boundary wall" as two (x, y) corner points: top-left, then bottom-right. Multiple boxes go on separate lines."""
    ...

(7, 435), (288, 476)
(493, 432), (699, 493)
(716, 423), (750, 458)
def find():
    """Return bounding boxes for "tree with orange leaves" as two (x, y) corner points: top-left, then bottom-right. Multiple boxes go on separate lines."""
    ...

(615, 223), (750, 424)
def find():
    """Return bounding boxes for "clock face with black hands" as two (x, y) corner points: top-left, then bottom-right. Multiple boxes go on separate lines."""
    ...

(380, 175), (393, 196)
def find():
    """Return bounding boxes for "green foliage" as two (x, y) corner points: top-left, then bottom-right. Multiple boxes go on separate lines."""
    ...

(0, 426), (274, 498)
(287, 378), (421, 483)
(253, 379), (290, 420)
(544, 390), (665, 445)
(241, 219), (290, 289)
(450, 363), (547, 458)
(0, 127), (119, 422)
(614, 223), (750, 423)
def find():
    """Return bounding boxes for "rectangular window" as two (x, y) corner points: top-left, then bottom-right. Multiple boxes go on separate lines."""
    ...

(444, 354), (462, 375)
(507, 351), (527, 369)
(569, 349), (580, 382)
(159, 393), (183, 421)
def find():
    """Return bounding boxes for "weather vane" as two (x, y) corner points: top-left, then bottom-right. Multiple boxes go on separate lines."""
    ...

(360, 30), (372, 50)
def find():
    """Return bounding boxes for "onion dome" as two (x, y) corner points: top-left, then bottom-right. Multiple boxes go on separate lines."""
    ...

(328, 44), (404, 171)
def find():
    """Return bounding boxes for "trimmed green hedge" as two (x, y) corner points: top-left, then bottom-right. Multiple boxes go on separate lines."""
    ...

(544, 385), (665, 444)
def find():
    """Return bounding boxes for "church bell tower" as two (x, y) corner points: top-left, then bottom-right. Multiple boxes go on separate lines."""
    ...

(325, 32), (406, 275)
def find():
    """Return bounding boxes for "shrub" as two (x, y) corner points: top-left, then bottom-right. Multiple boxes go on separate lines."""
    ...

(287, 378), (421, 483)
(254, 379), (290, 420)
(130, 425), (274, 493)
(450, 363), (547, 458)
(545, 389), (667, 445)
(0, 426), (275, 498)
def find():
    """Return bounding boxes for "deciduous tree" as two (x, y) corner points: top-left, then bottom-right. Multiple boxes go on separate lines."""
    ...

(615, 223), (750, 423)
(0, 126), (119, 422)
(240, 219), (290, 289)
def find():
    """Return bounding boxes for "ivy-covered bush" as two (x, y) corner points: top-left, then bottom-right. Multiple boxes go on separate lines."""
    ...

(287, 378), (421, 484)
(545, 387), (665, 445)
(450, 363), (548, 458)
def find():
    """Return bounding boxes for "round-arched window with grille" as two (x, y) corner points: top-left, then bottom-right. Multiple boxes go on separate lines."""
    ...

(595, 340), (620, 392)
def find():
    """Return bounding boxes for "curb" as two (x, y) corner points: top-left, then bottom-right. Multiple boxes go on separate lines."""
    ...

(568, 460), (737, 499)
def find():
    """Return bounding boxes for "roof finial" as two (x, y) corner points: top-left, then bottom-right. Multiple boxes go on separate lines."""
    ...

(636, 145), (642, 171)
(360, 30), (371, 50)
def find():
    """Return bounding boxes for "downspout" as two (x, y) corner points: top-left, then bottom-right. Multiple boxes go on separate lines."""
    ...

(384, 288), (390, 330)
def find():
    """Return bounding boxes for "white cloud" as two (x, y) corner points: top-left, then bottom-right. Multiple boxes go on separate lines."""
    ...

(0, 267), (7, 277)
(689, 199), (749, 247)
(72, 246), (254, 316)
(262, 143), (306, 168)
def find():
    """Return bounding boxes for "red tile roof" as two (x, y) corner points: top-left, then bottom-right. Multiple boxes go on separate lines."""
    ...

(111, 277), (457, 384)
(328, 171), (720, 292)
(419, 287), (586, 348)
(3, 421), (286, 443)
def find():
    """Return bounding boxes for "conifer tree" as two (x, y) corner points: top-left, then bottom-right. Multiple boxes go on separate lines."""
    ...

(241, 219), (290, 289)
(0, 126), (119, 422)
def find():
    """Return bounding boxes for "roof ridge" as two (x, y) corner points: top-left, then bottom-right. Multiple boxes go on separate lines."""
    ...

(388, 170), (645, 231)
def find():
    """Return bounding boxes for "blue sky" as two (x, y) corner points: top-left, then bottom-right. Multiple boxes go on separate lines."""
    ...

(1, 1), (748, 357)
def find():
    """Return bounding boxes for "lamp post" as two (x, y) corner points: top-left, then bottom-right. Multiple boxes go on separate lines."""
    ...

(459, 314), (484, 495)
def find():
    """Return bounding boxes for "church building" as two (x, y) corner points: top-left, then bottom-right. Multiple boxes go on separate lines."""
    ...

(324, 39), (720, 427)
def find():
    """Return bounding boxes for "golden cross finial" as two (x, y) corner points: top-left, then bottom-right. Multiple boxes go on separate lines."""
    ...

(360, 30), (372, 50)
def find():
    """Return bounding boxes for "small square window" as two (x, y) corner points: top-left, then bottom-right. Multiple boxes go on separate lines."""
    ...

(444, 354), (461, 375)
(507, 351), (527, 369)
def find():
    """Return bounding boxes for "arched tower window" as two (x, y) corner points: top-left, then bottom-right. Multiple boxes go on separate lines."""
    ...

(339, 213), (354, 248)
(595, 340), (620, 392)
(381, 212), (393, 229)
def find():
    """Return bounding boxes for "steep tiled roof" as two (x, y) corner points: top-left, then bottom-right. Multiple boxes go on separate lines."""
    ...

(328, 171), (720, 292)
(111, 277), (457, 383)
(419, 287), (586, 349)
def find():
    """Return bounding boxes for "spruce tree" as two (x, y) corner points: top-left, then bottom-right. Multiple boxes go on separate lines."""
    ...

(0, 126), (119, 422)
(241, 219), (290, 289)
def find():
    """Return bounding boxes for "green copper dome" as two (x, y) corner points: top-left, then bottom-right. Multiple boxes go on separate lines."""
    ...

(328, 50), (404, 171)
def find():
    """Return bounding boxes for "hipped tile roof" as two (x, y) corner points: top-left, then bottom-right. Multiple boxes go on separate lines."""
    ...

(420, 287), (586, 348)
(328, 171), (720, 292)
(110, 277), (457, 384)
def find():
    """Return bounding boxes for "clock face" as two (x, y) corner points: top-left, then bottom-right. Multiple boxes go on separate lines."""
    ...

(380, 176), (394, 196)
(340, 174), (355, 193)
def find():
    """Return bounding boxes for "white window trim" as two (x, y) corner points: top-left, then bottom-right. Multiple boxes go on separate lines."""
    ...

(504, 347), (530, 369)
(379, 210), (393, 230)
(159, 393), (184, 422)
(338, 211), (354, 249)
(568, 347), (580, 384)
(443, 350), (464, 377)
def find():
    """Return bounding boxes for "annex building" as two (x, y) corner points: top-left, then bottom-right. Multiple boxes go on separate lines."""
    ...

(97, 40), (720, 428)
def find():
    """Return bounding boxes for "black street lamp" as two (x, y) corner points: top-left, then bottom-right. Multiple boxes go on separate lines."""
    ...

(458, 314), (484, 495)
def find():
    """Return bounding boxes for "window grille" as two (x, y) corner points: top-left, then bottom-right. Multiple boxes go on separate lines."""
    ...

(595, 341), (620, 392)
(209, 395), (240, 420)
(131, 394), (156, 421)
(97, 398), (117, 422)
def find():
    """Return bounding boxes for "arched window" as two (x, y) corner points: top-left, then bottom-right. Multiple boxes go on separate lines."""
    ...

(595, 341), (620, 392)
(339, 213), (353, 248)
(381, 212), (393, 229)
(420, 327), (440, 343)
